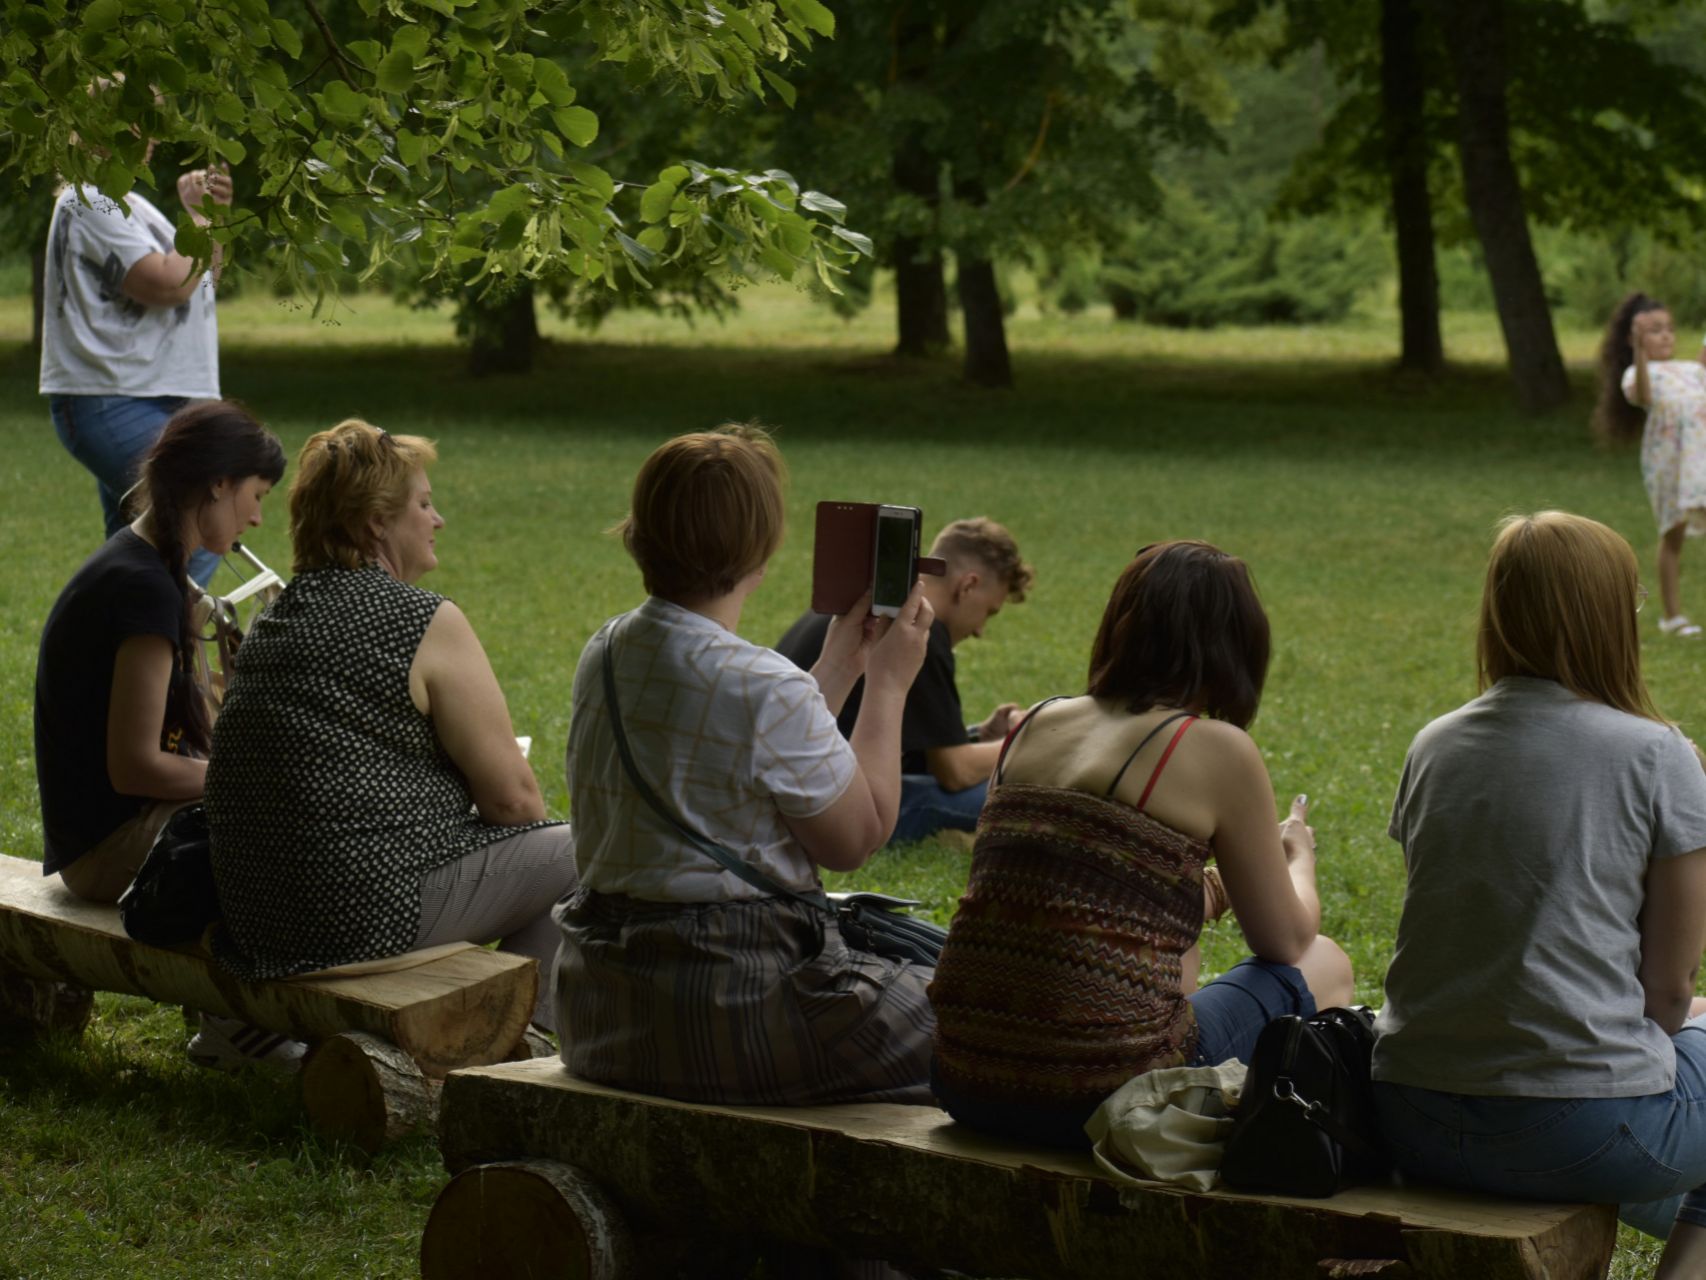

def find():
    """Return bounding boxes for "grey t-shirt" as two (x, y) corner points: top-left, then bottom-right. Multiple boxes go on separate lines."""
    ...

(1374, 677), (1706, 1098)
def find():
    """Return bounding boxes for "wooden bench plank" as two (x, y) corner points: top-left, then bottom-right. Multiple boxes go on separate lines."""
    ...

(435, 1059), (1616, 1280)
(0, 853), (535, 1076)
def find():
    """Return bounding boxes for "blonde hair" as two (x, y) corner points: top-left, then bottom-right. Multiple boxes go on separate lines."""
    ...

(616, 424), (786, 601)
(931, 516), (1035, 603)
(289, 418), (437, 573)
(1477, 511), (1661, 721)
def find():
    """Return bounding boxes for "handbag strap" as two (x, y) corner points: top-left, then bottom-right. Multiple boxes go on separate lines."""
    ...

(1270, 1075), (1386, 1166)
(599, 629), (831, 912)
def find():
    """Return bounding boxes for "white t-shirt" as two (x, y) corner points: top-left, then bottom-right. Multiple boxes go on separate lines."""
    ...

(39, 185), (220, 398)
(1375, 677), (1706, 1098)
(568, 598), (857, 902)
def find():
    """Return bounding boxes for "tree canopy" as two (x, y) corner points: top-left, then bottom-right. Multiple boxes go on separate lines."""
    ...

(0, 0), (872, 309)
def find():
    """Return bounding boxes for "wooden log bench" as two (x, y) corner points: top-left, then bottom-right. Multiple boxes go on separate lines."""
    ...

(424, 1058), (1618, 1280)
(0, 852), (540, 1151)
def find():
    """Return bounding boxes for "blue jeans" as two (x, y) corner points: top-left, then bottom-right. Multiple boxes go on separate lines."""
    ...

(50, 394), (219, 586)
(1374, 1017), (1706, 1238)
(1188, 956), (1317, 1066)
(889, 774), (987, 845)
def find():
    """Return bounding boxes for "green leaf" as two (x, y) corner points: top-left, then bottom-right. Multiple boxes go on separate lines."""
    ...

(377, 47), (415, 93)
(533, 57), (575, 106)
(566, 162), (614, 204)
(639, 175), (681, 223)
(214, 92), (246, 127)
(484, 183), (532, 221)
(173, 220), (212, 260)
(637, 226), (668, 252)
(318, 80), (369, 126)
(327, 203), (366, 242)
(345, 39), (383, 69)
(392, 23), (430, 58)
(396, 128), (425, 167)
(272, 18), (304, 59)
(95, 154), (134, 202)
(758, 243), (796, 277)
(493, 209), (528, 250)
(760, 69), (796, 108)
(778, 0), (834, 37)
(215, 136), (248, 165)
(552, 105), (597, 147)
(617, 232), (657, 270)
(82, 0), (122, 34)
(739, 189), (784, 223)
(799, 190), (846, 222)
(721, 7), (765, 51)
(831, 225), (874, 256)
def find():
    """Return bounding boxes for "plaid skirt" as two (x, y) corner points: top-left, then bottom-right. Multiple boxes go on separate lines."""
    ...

(554, 890), (936, 1106)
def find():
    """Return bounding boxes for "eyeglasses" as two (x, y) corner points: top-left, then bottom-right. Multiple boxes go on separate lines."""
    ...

(1637, 585), (1650, 614)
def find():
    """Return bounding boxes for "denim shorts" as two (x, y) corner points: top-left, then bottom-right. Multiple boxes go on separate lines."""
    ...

(1188, 955), (1318, 1066)
(1374, 1017), (1706, 1238)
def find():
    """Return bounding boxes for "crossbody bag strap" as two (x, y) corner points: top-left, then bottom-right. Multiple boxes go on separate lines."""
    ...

(600, 631), (829, 910)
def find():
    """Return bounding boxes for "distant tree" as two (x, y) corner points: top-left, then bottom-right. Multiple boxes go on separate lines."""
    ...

(769, 2), (1220, 386)
(0, 0), (871, 362)
(1230, 0), (1706, 409)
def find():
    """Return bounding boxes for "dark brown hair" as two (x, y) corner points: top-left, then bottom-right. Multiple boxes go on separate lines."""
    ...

(136, 400), (286, 752)
(616, 424), (786, 602)
(1086, 541), (1270, 728)
(1593, 291), (1666, 443)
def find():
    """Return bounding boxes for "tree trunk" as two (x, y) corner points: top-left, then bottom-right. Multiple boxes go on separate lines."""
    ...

(30, 243), (46, 356)
(957, 257), (1012, 389)
(464, 284), (538, 376)
(893, 233), (950, 358)
(1432, 0), (1567, 411)
(1382, 0), (1444, 375)
(889, 9), (949, 359)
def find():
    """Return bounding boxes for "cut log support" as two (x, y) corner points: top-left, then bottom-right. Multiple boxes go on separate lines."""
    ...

(302, 1030), (441, 1153)
(0, 854), (534, 1077)
(435, 1059), (1618, 1280)
(0, 972), (94, 1038)
(421, 1159), (635, 1280)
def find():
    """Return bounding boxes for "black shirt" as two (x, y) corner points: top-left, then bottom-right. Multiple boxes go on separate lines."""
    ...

(774, 611), (967, 775)
(34, 529), (190, 873)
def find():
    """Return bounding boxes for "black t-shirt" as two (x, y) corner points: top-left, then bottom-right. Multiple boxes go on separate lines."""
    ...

(34, 529), (190, 872)
(773, 610), (967, 775)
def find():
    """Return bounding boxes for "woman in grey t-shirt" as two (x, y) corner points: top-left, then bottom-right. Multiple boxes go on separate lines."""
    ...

(1375, 511), (1706, 1275)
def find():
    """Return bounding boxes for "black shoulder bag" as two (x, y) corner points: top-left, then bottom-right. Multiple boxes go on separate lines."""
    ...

(600, 640), (945, 967)
(118, 804), (222, 948)
(1218, 1005), (1389, 1197)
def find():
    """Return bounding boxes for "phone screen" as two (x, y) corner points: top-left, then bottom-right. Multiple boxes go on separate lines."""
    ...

(873, 511), (916, 610)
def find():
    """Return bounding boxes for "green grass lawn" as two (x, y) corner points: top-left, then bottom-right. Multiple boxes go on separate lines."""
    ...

(0, 285), (1685, 1276)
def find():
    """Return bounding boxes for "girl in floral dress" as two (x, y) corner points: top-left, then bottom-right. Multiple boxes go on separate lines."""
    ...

(1596, 292), (1706, 636)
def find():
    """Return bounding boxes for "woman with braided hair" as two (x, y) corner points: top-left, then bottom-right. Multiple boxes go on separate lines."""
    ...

(34, 399), (285, 904)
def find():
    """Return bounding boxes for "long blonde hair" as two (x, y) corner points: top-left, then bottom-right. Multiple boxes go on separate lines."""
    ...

(1477, 511), (1661, 721)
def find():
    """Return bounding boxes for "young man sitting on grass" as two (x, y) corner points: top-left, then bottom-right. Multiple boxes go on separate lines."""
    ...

(776, 517), (1033, 846)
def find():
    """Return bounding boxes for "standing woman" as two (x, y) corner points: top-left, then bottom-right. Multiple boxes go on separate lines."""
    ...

(1374, 512), (1706, 1278)
(34, 400), (284, 902)
(1594, 291), (1706, 636)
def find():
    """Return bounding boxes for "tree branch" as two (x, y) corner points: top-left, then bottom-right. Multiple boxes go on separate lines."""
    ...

(1002, 92), (1055, 193)
(301, 0), (358, 84)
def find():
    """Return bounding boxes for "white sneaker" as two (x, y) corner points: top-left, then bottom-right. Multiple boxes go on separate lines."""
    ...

(1660, 615), (1704, 638)
(187, 1013), (307, 1074)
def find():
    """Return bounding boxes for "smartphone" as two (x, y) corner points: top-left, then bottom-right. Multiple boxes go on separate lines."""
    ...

(871, 505), (921, 617)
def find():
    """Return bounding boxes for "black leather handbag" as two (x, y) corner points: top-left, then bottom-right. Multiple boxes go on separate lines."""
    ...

(1219, 1005), (1389, 1197)
(118, 804), (221, 948)
(601, 643), (946, 967)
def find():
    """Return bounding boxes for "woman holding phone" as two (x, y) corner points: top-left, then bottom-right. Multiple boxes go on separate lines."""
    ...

(929, 540), (1353, 1148)
(557, 424), (939, 1106)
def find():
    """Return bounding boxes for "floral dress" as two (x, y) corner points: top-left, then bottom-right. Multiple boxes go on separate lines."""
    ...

(1625, 360), (1706, 535)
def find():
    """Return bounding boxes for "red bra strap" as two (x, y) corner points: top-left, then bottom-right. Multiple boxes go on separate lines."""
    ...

(1136, 716), (1196, 813)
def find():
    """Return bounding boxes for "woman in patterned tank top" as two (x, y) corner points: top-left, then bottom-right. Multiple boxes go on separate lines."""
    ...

(929, 540), (1355, 1148)
(205, 420), (577, 1046)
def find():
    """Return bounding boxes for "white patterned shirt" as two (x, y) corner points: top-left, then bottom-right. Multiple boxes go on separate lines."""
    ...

(568, 597), (857, 902)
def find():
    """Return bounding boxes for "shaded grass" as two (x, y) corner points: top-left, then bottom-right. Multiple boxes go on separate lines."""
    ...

(0, 288), (1687, 1276)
